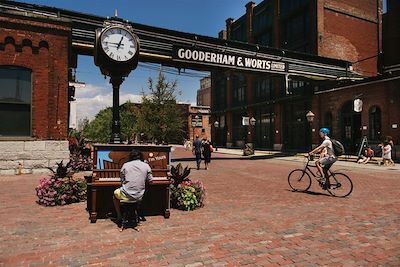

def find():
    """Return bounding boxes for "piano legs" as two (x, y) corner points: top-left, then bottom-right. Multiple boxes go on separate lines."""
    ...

(90, 186), (98, 223)
(164, 186), (170, 218)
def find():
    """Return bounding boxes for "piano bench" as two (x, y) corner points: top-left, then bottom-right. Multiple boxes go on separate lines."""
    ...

(120, 199), (142, 231)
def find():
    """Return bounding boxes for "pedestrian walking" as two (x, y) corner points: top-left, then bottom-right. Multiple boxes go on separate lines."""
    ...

(202, 138), (212, 170)
(192, 135), (202, 170)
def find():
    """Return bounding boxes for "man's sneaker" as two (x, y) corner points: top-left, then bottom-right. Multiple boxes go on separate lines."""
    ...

(322, 182), (331, 190)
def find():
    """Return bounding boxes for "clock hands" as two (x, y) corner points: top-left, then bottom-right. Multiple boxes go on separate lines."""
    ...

(117, 36), (123, 49)
(104, 41), (125, 47)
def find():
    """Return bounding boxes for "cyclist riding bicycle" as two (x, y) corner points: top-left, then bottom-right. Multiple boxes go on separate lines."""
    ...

(308, 127), (337, 189)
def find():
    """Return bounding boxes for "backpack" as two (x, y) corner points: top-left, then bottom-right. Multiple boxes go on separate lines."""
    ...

(331, 139), (345, 156)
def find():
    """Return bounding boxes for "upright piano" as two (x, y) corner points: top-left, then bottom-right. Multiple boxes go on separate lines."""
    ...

(86, 144), (172, 223)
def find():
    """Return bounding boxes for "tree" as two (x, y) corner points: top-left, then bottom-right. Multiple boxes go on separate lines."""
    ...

(82, 107), (112, 143)
(120, 101), (139, 143)
(135, 72), (185, 144)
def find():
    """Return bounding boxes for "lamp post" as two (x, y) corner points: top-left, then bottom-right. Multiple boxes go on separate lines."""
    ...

(249, 117), (256, 154)
(306, 111), (315, 151)
(213, 120), (219, 151)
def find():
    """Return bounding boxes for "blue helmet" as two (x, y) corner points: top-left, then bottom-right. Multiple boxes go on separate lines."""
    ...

(319, 127), (330, 135)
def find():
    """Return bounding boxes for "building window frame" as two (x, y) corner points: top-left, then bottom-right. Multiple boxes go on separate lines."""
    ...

(369, 105), (382, 142)
(0, 66), (32, 137)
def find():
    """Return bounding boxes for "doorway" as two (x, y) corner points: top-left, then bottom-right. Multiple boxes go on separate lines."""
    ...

(340, 101), (362, 153)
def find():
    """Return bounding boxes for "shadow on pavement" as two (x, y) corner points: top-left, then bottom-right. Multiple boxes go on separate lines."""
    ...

(288, 189), (331, 197)
(172, 152), (297, 162)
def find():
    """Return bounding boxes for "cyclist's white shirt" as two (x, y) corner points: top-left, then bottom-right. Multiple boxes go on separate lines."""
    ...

(321, 136), (334, 157)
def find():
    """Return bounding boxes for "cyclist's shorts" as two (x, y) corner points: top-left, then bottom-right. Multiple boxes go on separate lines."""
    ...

(319, 156), (337, 169)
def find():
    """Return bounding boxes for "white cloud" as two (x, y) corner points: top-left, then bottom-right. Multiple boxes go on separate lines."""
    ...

(75, 83), (142, 122)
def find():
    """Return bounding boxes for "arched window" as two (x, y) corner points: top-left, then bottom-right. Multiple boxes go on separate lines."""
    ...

(232, 74), (246, 106)
(324, 111), (333, 135)
(369, 106), (381, 141)
(0, 66), (32, 136)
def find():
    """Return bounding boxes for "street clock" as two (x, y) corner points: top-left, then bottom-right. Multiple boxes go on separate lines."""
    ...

(94, 20), (140, 77)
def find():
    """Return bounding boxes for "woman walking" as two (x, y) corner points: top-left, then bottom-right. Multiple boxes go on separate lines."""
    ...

(202, 138), (212, 170)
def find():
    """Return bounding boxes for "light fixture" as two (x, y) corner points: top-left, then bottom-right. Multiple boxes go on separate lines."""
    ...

(306, 111), (315, 123)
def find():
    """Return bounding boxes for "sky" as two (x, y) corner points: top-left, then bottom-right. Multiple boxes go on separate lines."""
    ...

(20, 0), (387, 122)
(19, 0), (262, 122)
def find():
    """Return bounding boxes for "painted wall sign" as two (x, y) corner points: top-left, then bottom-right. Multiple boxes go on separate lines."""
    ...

(173, 46), (287, 73)
(191, 114), (203, 127)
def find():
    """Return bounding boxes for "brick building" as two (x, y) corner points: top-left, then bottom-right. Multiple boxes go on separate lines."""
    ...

(196, 76), (211, 107)
(211, 0), (399, 157)
(0, 9), (71, 174)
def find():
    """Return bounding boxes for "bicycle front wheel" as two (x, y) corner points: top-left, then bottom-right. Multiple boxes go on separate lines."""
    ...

(326, 172), (353, 197)
(288, 169), (311, 192)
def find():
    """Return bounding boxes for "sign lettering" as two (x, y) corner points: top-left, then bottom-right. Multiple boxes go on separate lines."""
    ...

(173, 46), (287, 73)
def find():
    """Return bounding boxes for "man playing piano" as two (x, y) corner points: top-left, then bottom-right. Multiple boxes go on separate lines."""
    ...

(113, 149), (153, 223)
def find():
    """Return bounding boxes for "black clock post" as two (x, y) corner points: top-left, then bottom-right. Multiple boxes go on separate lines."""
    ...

(110, 76), (124, 143)
(94, 19), (140, 144)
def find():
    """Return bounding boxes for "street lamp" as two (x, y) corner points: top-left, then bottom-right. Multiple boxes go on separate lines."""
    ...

(213, 120), (219, 151)
(306, 111), (315, 151)
(250, 117), (256, 126)
(306, 111), (315, 123)
(250, 117), (256, 153)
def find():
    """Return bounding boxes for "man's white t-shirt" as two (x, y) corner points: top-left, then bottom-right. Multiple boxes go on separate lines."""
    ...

(120, 160), (153, 200)
(321, 136), (335, 157)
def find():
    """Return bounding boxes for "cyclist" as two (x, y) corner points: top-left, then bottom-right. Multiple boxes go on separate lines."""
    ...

(308, 127), (337, 189)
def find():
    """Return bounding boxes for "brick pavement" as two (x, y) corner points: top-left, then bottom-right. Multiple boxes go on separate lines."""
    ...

(0, 146), (399, 266)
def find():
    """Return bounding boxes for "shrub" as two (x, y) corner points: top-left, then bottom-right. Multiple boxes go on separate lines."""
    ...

(171, 179), (206, 211)
(69, 154), (93, 171)
(35, 161), (87, 206)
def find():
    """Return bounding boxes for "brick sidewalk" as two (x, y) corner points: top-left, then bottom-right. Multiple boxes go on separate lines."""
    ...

(0, 147), (399, 266)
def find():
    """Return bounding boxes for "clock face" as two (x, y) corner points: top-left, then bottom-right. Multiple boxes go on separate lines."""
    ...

(100, 27), (137, 62)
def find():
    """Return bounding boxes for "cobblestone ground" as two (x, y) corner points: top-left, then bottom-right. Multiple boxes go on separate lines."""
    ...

(0, 147), (399, 266)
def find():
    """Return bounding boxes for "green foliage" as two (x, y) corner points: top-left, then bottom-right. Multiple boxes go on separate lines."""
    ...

(82, 108), (112, 143)
(120, 101), (139, 143)
(171, 180), (206, 211)
(169, 163), (206, 211)
(36, 161), (87, 206)
(136, 72), (185, 144)
(170, 163), (191, 187)
(81, 72), (185, 144)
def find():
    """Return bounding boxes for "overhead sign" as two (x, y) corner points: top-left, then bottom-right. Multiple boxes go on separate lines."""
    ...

(173, 46), (287, 73)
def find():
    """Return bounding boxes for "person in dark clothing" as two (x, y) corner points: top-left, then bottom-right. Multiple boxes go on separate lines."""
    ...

(192, 135), (202, 170)
(202, 138), (212, 170)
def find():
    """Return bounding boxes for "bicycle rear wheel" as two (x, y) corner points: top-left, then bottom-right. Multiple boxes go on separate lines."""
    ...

(326, 172), (353, 197)
(288, 169), (311, 192)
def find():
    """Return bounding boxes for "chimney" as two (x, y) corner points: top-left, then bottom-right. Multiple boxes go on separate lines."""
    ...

(226, 18), (235, 40)
(246, 1), (256, 43)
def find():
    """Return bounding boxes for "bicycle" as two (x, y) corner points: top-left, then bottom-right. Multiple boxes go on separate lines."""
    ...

(288, 155), (353, 197)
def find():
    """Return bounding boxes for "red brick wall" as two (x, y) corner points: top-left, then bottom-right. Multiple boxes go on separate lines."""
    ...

(312, 77), (400, 145)
(383, 0), (400, 68)
(318, 0), (381, 76)
(0, 13), (71, 140)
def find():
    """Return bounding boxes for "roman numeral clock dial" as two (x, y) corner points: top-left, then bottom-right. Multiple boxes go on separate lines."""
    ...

(100, 26), (137, 62)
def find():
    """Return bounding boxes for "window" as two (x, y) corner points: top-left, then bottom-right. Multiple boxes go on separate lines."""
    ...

(281, 3), (311, 53)
(0, 67), (32, 136)
(212, 73), (227, 111)
(231, 17), (247, 42)
(369, 106), (381, 141)
(255, 77), (272, 101)
(233, 74), (246, 106)
(324, 112), (333, 136)
(253, 5), (273, 46)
